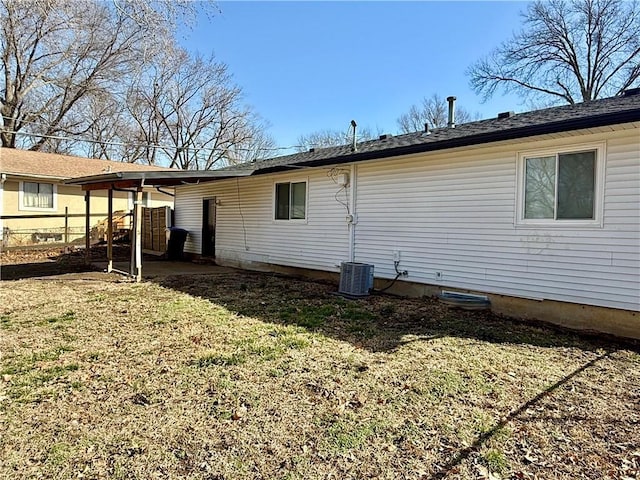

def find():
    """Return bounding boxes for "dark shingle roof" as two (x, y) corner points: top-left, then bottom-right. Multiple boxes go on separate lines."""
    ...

(230, 92), (640, 175)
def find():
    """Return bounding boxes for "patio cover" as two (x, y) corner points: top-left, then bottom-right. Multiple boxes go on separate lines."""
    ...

(65, 169), (254, 281)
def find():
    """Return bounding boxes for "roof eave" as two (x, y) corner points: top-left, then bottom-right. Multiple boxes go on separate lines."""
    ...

(1, 172), (69, 181)
(65, 169), (256, 187)
(64, 172), (125, 185)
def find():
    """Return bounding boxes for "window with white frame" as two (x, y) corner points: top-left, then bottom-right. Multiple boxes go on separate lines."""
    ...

(275, 181), (306, 220)
(517, 144), (604, 225)
(21, 182), (56, 210)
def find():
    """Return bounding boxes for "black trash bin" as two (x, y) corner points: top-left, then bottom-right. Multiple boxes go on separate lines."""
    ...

(166, 227), (189, 260)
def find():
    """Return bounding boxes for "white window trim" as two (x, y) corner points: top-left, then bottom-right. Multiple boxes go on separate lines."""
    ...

(18, 181), (58, 212)
(273, 178), (309, 223)
(515, 142), (606, 228)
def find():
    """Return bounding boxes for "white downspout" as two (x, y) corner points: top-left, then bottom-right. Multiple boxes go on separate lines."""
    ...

(348, 164), (357, 262)
(0, 173), (6, 249)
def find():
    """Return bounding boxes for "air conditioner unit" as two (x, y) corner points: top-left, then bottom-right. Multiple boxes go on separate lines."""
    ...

(339, 262), (374, 297)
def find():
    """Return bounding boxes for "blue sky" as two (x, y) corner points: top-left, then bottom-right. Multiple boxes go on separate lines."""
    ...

(181, 1), (531, 149)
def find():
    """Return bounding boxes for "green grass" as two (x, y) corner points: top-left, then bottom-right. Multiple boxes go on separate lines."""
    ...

(424, 369), (468, 399)
(324, 420), (379, 452)
(279, 304), (337, 329)
(47, 442), (74, 466)
(0, 267), (634, 480)
(482, 448), (509, 474)
(4, 363), (81, 402)
(0, 315), (11, 328)
(1, 345), (74, 376)
(45, 310), (76, 324)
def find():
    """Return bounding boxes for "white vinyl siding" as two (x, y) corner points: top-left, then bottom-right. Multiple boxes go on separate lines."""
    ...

(173, 125), (639, 312)
(354, 128), (639, 311)
(175, 170), (349, 272)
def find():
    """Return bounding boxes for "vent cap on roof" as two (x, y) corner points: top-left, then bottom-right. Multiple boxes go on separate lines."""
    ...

(622, 87), (640, 97)
(308, 147), (316, 153)
(379, 134), (392, 140)
(447, 96), (456, 128)
(497, 111), (515, 119)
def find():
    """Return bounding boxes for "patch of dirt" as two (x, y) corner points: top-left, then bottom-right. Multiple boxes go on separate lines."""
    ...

(0, 245), (132, 280)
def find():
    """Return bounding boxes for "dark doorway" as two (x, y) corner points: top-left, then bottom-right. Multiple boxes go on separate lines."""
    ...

(202, 198), (216, 257)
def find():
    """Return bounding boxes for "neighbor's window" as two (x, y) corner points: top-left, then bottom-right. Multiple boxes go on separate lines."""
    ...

(520, 147), (602, 224)
(275, 181), (306, 220)
(22, 182), (55, 209)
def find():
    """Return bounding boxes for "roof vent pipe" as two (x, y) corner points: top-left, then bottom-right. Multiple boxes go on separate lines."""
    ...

(350, 120), (357, 152)
(422, 122), (430, 136)
(447, 96), (456, 128)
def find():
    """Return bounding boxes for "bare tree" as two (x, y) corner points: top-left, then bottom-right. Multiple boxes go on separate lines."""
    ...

(1, 0), (271, 168)
(296, 126), (378, 152)
(120, 48), (274, 169)
(111, 0), (212, 31)
(2, 1), (141, 149)
(0, 0), (216, 151)
(78, 93), (147, 163)
(224, 118), (277, 164)
(396, 94), (479, 133)
(468, 0), (640, 104)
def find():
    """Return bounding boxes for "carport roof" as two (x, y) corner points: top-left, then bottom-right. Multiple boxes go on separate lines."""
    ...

(65, 168), (255, 190)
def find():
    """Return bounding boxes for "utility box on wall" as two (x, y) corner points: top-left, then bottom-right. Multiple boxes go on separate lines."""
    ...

(339, 262), (374, 297)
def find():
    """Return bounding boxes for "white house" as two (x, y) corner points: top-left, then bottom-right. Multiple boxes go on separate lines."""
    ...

(75, 91), (640, 339)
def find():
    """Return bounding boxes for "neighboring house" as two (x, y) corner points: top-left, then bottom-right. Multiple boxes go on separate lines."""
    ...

(0, 149), (174, 246)
(172, 91), (640, 339)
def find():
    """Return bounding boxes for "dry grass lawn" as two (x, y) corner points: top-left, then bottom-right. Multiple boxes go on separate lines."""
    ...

(1, 252), (639, 479)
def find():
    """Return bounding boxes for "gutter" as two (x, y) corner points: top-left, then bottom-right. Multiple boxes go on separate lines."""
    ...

(1, 172), (68, 181)
(64, 172), (127, 184)
(65, 169), (255, 186)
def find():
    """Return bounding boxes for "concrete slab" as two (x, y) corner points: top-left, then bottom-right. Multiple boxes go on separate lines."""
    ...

(93, 260), (236, 279)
